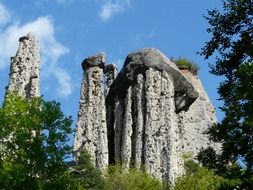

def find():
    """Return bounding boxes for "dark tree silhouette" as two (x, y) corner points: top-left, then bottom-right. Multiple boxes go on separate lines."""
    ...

(200, 0), (253, 188)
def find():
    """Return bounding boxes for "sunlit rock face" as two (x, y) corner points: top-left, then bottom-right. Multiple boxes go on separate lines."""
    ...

(73, 53), (109, 168)
(177, 69), (218, 158)
(106, 48), (199, 183)
(5, 33), (40, 99)
(74, 48), (217, 184)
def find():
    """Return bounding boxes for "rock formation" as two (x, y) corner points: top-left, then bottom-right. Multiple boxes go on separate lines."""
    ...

(73, 53), (109, 168)
(3, 34), (217, 184)
(74, 48), (217, 184)
(178, 69), (217, 158)
(106, 48), (199, 183)
(5, 33), (40, 99)
(104, 64), (118, 95)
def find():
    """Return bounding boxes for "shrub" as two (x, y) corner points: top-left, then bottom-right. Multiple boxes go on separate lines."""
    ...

(173, 57), (199, 75)
(174, 159), (244, 190)
(174, 165), (223, 190)
(104, 164), (168, 190)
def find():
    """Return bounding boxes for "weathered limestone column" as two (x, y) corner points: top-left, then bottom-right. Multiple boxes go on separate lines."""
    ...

(74, 53), (108, 168)
(5, 33), (40, 99)
(106, 48), (199, 184)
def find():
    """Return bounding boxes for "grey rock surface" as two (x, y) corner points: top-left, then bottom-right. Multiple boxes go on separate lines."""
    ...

(106, 48), (199, 184)
(107, 48), (199, 113)
(74, 53), (108, 168)
(178, 69), (218, 158)
(5, 33), (40, 99)
(74, 48), (218, 185)
(104, 64), (118, 95)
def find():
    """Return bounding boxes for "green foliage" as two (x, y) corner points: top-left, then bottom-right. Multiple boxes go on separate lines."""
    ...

(174, 165), (223, 190)
(198, 147), (253, 189)
(174, 159), (244, 190)
(0, 93), (74, 189)
(104, 164), (168, 190)
(199, 0), (253, 188)
(173, 57), (199, 75)
(197, 147), (220, 170)
(184, 160), (199, 175)
(71, 150), (105, 190)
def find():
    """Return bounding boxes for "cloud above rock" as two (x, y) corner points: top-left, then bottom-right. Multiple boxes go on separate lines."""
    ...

(99, 0), (131, 21)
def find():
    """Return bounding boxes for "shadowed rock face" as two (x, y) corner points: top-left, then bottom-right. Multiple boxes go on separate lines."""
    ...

(104, 64), (118, 95)
(5, 33), (40, 99)
(74, 48), (216, 185)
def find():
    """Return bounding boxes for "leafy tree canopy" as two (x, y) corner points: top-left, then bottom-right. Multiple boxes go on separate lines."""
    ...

(199, 0), (253, 188)
(0, 93), (74, 189)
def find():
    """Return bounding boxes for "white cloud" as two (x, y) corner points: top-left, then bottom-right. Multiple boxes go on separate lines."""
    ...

(0, 3), (72, 98)
(54, 68), (72, 97)
(99, 0), (131, 21)
(0, 3), (11, 26)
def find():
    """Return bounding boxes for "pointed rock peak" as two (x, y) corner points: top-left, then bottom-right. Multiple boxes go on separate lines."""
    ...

(5, 33), (40, 99)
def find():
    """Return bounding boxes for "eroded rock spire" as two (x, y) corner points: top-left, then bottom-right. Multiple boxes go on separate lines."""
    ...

(74, 53), (109, 168)
(5, 33), (40, 99)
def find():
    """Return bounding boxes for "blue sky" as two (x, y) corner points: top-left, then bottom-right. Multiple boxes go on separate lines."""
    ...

(0, 0), (223, 140)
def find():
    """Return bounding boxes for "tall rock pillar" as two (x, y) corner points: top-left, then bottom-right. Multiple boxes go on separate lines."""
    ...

(106, 48), (199, 184)
(5, 33), (40, 99)
(74, 53), (108, 168)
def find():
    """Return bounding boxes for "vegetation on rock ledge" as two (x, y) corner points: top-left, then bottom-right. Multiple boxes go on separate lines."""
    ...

(173, 57), (199, 75)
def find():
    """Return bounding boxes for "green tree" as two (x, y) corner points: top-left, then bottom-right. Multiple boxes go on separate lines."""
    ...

(70, 150), (105, 190)
(199, 0), (253, 188)
(0, 93), (74, 189)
